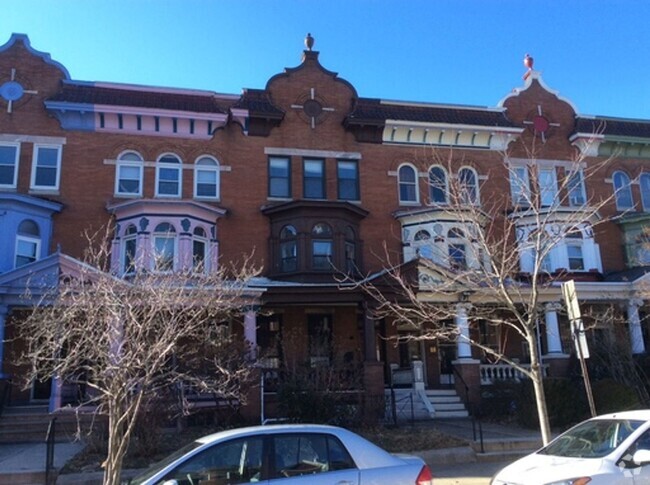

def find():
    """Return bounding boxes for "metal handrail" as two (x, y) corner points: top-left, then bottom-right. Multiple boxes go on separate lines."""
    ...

(45, 417), (57, 485)
(452, 366), (484, 453)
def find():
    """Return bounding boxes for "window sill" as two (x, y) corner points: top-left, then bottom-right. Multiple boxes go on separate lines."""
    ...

(267, 196), (293, 202)
(193, 196), (221, 202)
(114, 193), (142, 199)
(29, 188), (60, 196)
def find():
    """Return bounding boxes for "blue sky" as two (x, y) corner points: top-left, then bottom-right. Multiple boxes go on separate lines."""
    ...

(2, 0), (649, 119)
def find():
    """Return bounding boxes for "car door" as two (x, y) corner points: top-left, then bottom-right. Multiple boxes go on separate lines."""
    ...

(158, 436), (268, 485)
(268, 432), (359, 485)
(631, 430), (650, 484)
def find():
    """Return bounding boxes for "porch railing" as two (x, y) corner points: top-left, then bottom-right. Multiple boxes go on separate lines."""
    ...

(480, 363), (549, 385)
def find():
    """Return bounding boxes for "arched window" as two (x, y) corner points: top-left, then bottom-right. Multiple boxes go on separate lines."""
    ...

(398, 164), (418, 204)
(458, 167), (479, 205)
(194, 156), (219, 199)
(15, 219), (40, 268)
(447, 228), (467, 269)
(153, 222), (176, 272)
(280, 225), (297, 272)
(192, 226), (209, 272)
(115, 151), (144, 196)
(613, 171), (633, 209)
(312, 223), (333, 269)
(122, 224), (137, 274)
(566, 231), (585, 270)
(156, 153), (182, 197)
(640, 173), (650, 211)
(345, 226), (357, 274)
(428, 166), (448, 204)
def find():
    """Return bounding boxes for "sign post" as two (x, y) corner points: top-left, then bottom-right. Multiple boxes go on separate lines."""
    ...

(561, 280), (596, 417)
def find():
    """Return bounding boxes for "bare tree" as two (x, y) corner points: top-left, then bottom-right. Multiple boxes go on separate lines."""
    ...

(19, 230), (259, 485)
(359, 137), (619, 444)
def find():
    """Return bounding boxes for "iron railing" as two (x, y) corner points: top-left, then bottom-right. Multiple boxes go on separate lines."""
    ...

(45, 417), (57, 485)
(0, 377), (11, 418)
(453, 366), (483, 453)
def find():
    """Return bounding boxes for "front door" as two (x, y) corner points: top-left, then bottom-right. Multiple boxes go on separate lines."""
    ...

(30, 376), (52, 401)
(438, 343), (456, 387)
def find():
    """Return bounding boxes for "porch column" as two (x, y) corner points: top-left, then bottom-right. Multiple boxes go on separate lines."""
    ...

(363, 310), (377, 362)
(544, 302), (564, 354)
(244, 307), (258, 359)
(0, 305), (7, 377)
(627, 298), (645, 355)
(455, 303), (473, 360)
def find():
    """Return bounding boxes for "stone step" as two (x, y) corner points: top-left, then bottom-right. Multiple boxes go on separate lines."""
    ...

(431, 403), (466, 412)
(424, 389), (458, 396)
(427, 396), (462, 404)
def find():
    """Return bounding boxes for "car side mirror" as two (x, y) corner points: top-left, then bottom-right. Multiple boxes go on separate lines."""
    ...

(633, 449), (650, 466)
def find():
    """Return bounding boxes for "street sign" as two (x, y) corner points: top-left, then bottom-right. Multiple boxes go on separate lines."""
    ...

(561, 280), (590, 359)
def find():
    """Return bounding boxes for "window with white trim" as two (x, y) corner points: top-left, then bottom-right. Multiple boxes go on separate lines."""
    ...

(268, 156), (291, 198)
(312, 223), (333, 269)
(156, 154), (182, 197)
(458, 167), (479, 205)
(192, 226), (209, 272)
(304, 159), (325, 199)
(566, 232), (585, 270)
(448, 228), (467, 269)
(194, 156), (219, 199)
(613, 171), (634, 209)
(509, 166), (530, 206)
(428, 166), (448, 204)
(15, 219), (40, 268)
(640, 173), (650, 211)
(0, 142), (20, 188)
(567, 169), (587, 207)
(398, 164), (418, 204)
(539, 168), (558, 207)
(115, 151), (143, 196)
(337, 160), (359, 201)
(30, 144), (61, 190)
(121, 224), (137, 274)
(153, 222), (177, 272)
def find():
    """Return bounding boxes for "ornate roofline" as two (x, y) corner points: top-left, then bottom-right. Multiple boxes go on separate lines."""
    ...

(0, 33), (70, 80)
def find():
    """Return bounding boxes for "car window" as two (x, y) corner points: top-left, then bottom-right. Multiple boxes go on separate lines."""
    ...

(540, 419), (644, 458)
(272, 433), (356, 479)
(161, 437), (264, 485)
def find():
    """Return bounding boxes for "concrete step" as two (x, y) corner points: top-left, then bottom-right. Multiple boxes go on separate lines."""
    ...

(434, 410), (470, 418)
(424, 389), (458, 397)
(426, 396), (462, 404)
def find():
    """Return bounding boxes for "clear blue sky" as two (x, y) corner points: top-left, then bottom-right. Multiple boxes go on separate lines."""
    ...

(2, 0), (649, 119)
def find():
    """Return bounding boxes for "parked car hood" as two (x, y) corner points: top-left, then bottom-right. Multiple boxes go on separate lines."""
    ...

(495, 452), (605, 484)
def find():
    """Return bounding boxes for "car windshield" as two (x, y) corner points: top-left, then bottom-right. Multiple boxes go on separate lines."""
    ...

(539, 419), (644, 458)
(127, 440), (204, 484)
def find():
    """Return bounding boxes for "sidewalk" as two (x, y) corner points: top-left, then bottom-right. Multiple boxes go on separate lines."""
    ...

(0, 418), (541, 484)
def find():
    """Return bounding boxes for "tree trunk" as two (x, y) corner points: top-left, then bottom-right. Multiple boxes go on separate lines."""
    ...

(528, 334), (551, 445)
(104, 404), (126, 485)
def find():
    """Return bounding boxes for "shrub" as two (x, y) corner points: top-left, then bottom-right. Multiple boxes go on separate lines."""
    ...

(591, 378), (641, 414)
(511, 378), (587, 429)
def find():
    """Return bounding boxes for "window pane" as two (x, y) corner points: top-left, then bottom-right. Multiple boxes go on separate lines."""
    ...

(429, 167), (447, 203)
(509, 166), (529, 204)
(281, 241), (297, 272)
(568, 170), (586, 206)
(154, 236), (175, 271)
(568, 245), (584, 270)
(35, 167), (57, 187)
(118, 165), (141, 194)
(123, 237), (137, 273)
(539, 169), (557, 206)
(33, 147), (60, 188)
(167, 438), (263, 484)
(449, 243), (466, 268)
(16, 238), (38, 268)
(313, 241), (332, 269)
(37, 147), (59, 167)
(614, 172), (633, 208)
(269, 157), (290, 198)
(304, 159), (324, 199)
(0, 145), (17, 186)
(273, 434), (329, 478)
(193, 239), (206, 270)
(459, 168), (477, 204)
(338, 161), (359, 200)
(399, 166), (417, 202)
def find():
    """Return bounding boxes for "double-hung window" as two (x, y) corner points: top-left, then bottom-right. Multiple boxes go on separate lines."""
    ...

(0, 142), (20, 188)
(30, 144), (61, 191)
(268, 156), (290, 198)
(304, 158), (325, 199)
(566, 232), (585, 271)
(337, 160), (359, 200)
(121, 225), (137, 274)
(192, 227), (209, 272)
(640, 173), (650, 211)
(398, 164), (418, 204)
(509, 166), (530, 206)
(458, 167), (479, 205)
(567, 169), (586, 207)
(429, 166), (448, 204)
(115, 152), (143, 196)
(539, 168), (557, 207)
(613, 171), (634, 210)
(15, 220), (41, 268)
(312, 223), (333, 269)
(153, 222), (176, 272)
(156, 154), (182, 197)
(194, 156), (219, 199)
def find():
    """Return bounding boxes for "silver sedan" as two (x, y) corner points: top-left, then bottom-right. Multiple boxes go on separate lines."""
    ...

(128, 423), (434, 485)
